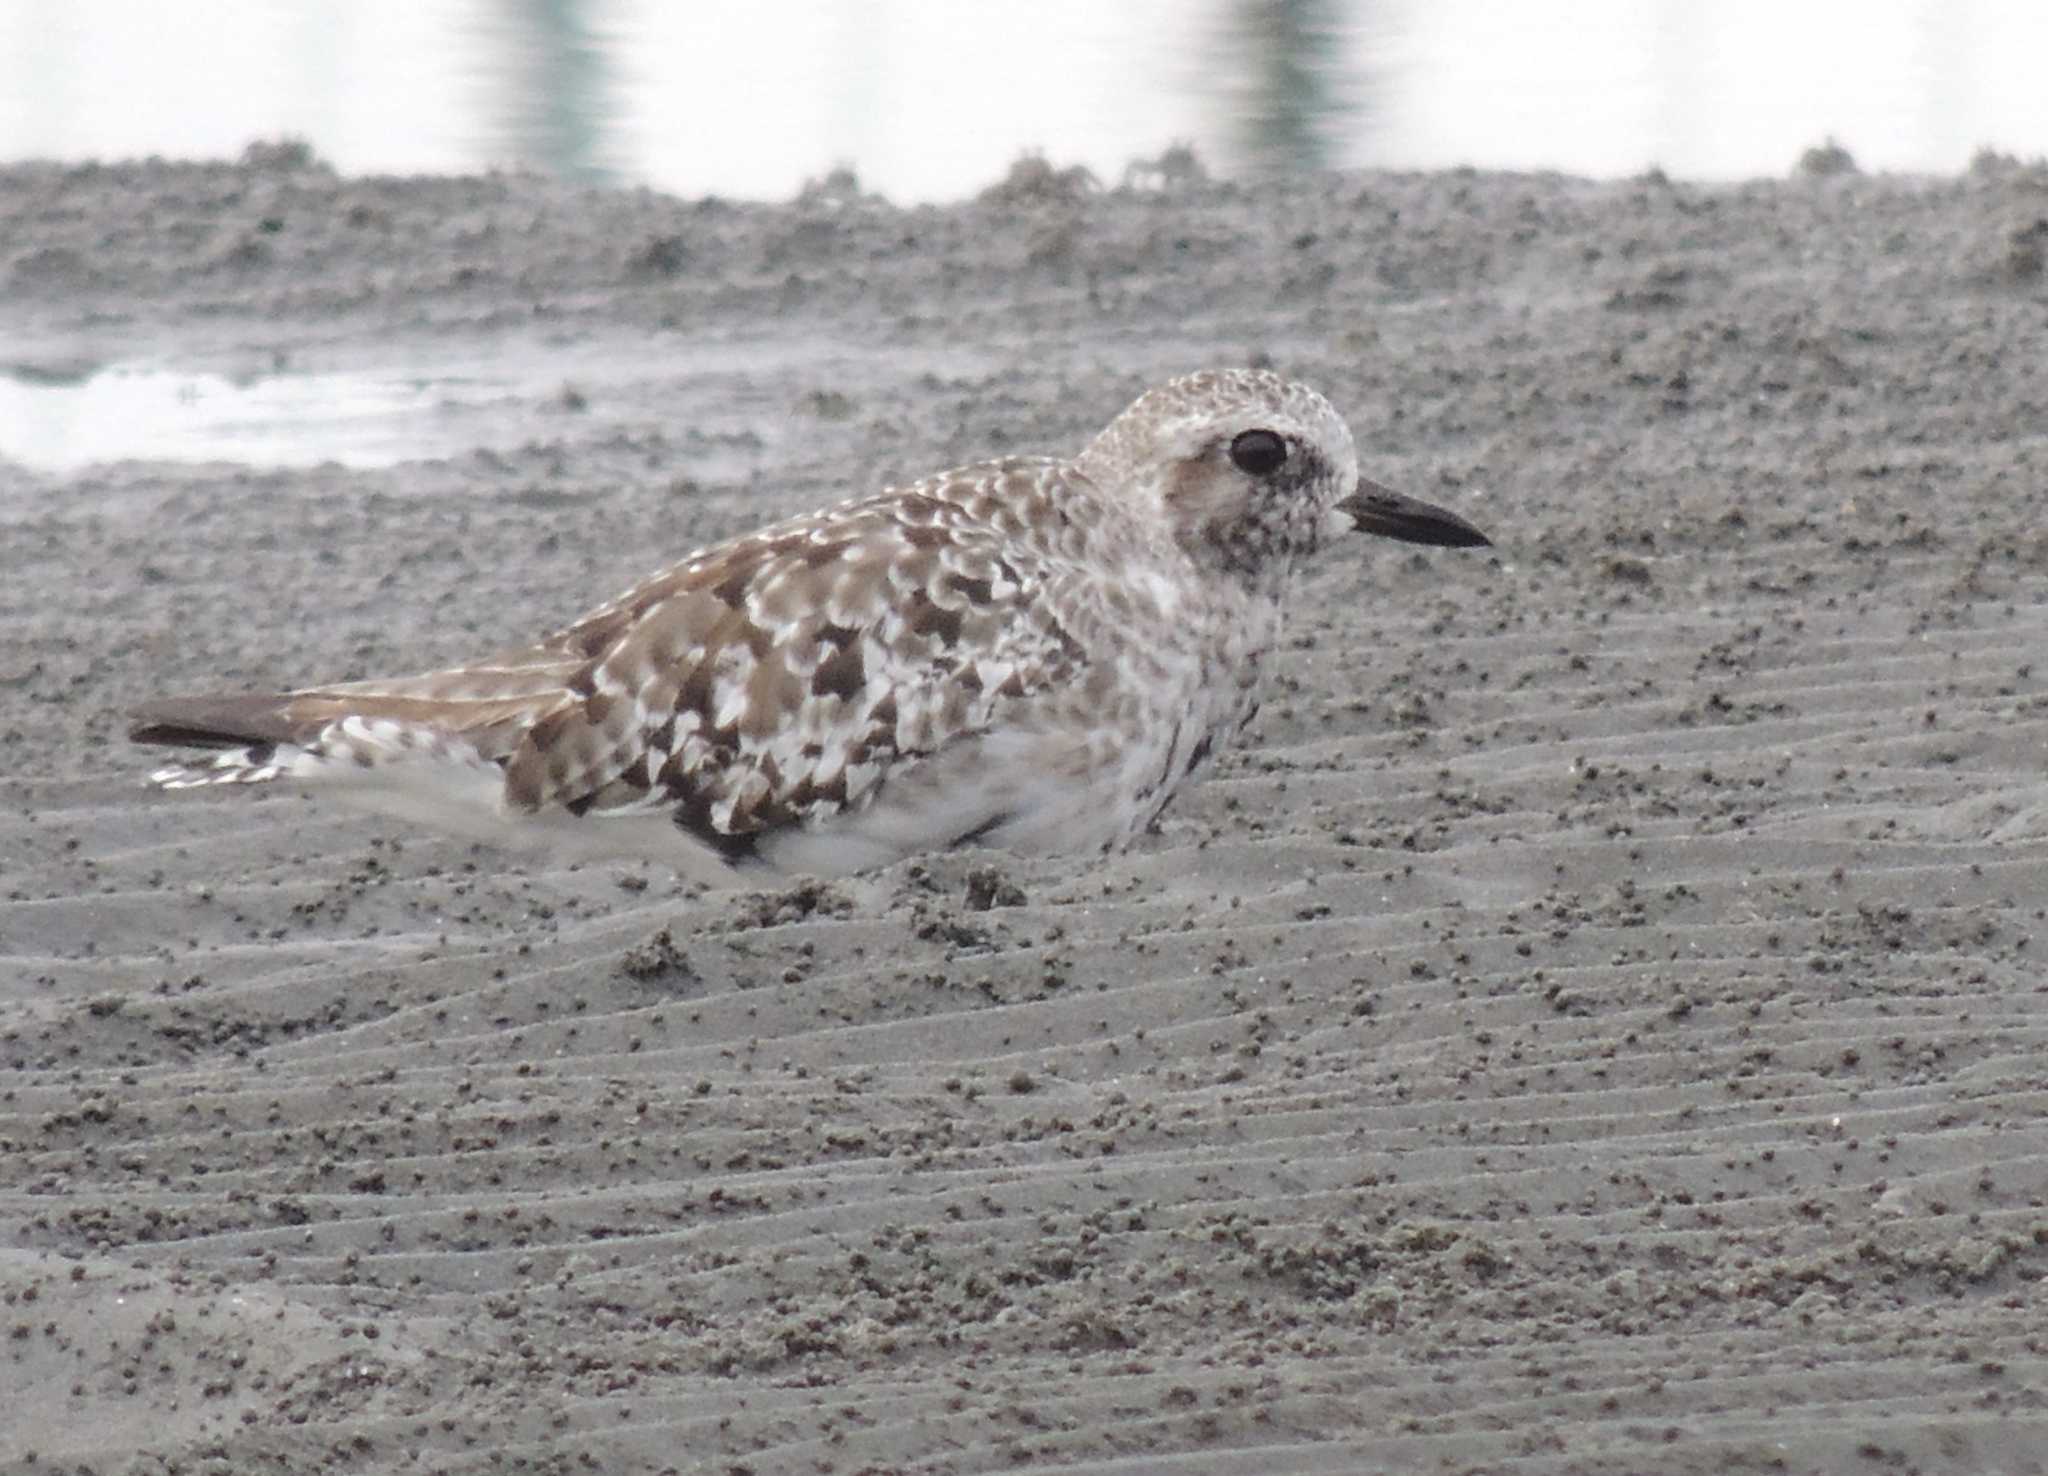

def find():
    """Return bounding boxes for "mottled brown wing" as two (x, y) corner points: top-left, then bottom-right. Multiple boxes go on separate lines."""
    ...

(494, 464), (1092, 853)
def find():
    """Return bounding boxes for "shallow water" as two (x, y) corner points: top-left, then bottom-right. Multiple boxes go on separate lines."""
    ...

(0, 363), (504, 470)
(0, 338), (834, 474)
(3, 0), (2044, 200)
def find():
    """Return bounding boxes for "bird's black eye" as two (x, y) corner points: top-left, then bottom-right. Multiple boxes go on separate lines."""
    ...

(1228, 429), (1288, 476)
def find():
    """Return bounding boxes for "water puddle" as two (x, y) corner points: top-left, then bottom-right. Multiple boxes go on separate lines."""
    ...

(0, 360), (541, 471)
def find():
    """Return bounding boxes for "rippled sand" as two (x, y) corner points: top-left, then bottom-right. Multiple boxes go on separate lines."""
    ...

(3, 147), (2046, 1474)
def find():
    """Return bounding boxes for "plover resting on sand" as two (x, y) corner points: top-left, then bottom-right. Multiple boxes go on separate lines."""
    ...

(132, 369), (1489, 883)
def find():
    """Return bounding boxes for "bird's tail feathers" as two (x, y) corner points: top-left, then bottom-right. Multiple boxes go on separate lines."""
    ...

(129, 680), (565, 793)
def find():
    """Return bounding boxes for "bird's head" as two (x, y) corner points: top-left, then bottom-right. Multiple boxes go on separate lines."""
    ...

(1077, 368), (1489, 587)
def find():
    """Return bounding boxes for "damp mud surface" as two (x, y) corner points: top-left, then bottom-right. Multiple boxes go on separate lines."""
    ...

(2, 148), (2047, 1474)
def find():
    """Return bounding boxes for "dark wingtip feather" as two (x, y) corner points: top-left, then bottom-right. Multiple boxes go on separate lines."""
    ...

(129, 694), (303, 749)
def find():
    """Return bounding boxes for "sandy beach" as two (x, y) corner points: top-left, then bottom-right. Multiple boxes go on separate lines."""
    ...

(2, 145), (2046, 1474)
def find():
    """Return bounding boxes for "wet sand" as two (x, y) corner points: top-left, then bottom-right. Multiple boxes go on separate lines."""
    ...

(3, 146), (2047, 1474)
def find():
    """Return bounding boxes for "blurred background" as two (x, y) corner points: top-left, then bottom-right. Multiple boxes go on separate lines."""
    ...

(3, 0), (2046, 199)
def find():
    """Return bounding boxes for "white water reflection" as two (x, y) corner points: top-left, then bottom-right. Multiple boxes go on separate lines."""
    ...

(0, 341), (872, 473)
(0, 0), (2043, 202)
(0, 364), (516, 471)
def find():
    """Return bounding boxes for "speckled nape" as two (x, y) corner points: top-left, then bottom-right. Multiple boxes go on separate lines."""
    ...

(131, 369), (1489, 883)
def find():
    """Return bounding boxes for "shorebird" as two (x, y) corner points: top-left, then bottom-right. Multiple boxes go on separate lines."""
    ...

(132, 368), (1489, 883)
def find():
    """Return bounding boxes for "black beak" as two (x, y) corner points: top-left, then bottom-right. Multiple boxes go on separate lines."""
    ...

(1336, 479), (1491, 548)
